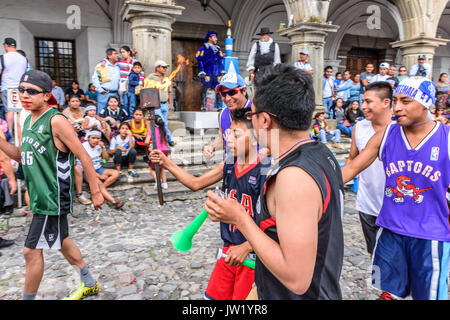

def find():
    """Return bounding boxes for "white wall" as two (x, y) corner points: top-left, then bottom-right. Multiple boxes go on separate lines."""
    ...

(0, 0), (113, 91)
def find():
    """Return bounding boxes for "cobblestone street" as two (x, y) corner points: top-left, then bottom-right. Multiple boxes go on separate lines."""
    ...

(0, 185), (384, 300)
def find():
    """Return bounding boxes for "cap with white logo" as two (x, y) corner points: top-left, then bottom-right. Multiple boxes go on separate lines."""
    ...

(215, 72), (245, 92)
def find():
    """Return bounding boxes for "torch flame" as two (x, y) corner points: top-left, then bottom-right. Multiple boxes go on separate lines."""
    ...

(144, 54), (190, 91)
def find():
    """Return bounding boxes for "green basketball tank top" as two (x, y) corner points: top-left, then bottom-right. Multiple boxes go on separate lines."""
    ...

(21, 108), (74, 215)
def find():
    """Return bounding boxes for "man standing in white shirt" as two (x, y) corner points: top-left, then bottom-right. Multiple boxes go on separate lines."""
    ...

(409, 55), (432, 79)
(0, 37), (29, 130)
(370, 62), (390, 83)
(346, 81), (393, 256)
(247, 27), (281, 77)
(294, 49), (314, 75)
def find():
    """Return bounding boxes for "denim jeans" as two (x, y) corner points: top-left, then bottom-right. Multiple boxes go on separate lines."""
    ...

(122, 92), (137, 116)
(0, 90), (8, 119)
(337, 124), (353, 137)
(318, 129), (341, 144)
(323, 97), (333, 119)
(154, 102), (173, 143)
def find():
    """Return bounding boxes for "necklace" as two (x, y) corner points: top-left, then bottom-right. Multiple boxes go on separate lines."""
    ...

(271, 137), (314, 164)
(400, 119), (434, 127)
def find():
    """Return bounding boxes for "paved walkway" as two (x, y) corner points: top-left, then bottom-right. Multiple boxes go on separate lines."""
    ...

(0, 187), (385, 300)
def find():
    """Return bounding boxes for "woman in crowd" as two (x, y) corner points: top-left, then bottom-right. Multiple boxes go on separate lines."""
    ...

(345, 100), (365, 126)
(435, 73), (449, 110)
(397, 66), (408, 83)
(348, 74), (361, 106)
(335, 98), (353, 137)
(65, 80), (85, 105)
(62, 95), (86, 141)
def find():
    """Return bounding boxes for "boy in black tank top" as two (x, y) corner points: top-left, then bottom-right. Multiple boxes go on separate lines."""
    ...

(205, 64), (345, 299)
(150, 108), (270, 300)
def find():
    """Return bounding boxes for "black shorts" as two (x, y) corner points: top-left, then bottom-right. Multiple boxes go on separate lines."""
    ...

(24, 214), (69, 250)
(16, 163), (25, 180)
(358, 211), (379, 255)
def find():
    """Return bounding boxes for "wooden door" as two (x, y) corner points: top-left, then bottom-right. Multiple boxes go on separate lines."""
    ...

(346, 48), (380, 75)
(172, 39), (204, 111)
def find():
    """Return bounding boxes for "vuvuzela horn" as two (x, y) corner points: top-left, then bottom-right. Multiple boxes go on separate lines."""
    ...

(171, 187), (226, 252)
(171, 209), (208, 252)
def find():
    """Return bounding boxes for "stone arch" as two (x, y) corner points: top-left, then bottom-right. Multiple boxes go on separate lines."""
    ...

(433, 3), (450, 78)
(325, 0), (404, 61)
(174, 0), (229, 26)
(233, 0), (288, 53)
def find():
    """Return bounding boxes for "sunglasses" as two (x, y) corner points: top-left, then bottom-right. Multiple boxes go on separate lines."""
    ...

(219, 88), (241, 98)
(244, 110), (277, 121)
(18, 86), (45, 95)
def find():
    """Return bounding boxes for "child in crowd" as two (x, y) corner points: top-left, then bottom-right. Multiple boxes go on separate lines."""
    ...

(312, 112), (344, 149)
(109, 122), (138, 177)
(99, 96), (128, 138)
(129, 108), (151, 162)
(75, 131), (124, 209)
(124, 62), (143, 116)
(150, 107), (269, 300)
(145, 115), (169, 189)
(334, 72), (343, 90)
(82, 104), (111, 142)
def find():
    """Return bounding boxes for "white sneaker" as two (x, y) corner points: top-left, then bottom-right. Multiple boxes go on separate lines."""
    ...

(75, 194), (91, 205)
(162, 182), (168, 190)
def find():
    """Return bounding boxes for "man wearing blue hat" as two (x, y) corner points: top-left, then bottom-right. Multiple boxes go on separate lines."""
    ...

(202, 72), (252, 160)
(342, 76), (450, 300)
(196, 31), (225, 111)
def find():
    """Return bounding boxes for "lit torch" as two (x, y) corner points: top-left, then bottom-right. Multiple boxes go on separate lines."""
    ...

(143, 54), (190, 92)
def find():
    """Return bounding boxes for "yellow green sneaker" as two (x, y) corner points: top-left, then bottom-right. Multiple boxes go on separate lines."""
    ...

(62, 282), (99, 300)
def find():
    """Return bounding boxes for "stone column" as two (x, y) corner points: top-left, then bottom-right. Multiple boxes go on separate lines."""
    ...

(391, 37), (449, 78)
(120, 0), (184, 76)
(280, 22), (339, 109)
(391, 0), (449, 78)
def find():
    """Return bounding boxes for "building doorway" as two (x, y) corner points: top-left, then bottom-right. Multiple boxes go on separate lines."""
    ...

(346, 48), (381, 75)
(172, 39), (205, 111)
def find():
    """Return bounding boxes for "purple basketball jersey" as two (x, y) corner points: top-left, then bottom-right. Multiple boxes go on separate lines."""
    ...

(377, 122), (450, 242)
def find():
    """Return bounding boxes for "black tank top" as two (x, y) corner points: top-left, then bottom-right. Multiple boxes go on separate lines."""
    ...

(255, 141), (344, 300)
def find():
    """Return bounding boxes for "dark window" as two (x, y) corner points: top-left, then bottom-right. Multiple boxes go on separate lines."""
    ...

(35, 38), (77, 90)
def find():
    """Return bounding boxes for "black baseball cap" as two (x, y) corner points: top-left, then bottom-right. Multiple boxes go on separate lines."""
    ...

(3, 38), (16, 46)
(20, 70), (53, 93)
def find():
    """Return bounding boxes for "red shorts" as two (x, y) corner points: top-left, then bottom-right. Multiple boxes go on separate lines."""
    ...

(205, 245), (255, 300)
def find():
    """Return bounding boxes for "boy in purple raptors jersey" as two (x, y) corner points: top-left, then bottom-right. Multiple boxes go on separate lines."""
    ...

(342, 76), (450, 300)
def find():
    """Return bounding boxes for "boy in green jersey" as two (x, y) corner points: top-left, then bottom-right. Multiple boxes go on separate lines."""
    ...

(0, 70), (104, 300)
